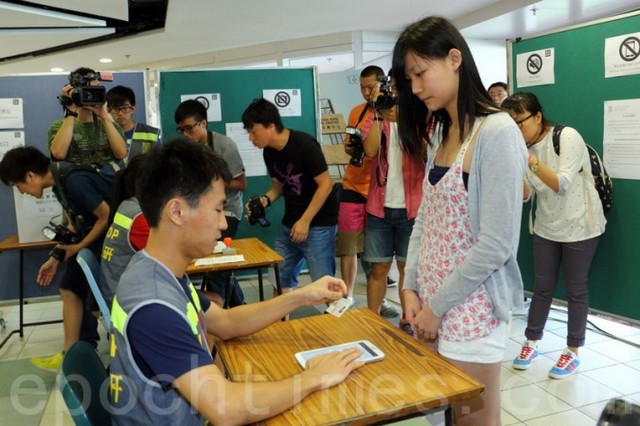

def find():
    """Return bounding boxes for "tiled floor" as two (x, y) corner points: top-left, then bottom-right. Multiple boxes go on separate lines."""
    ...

(1, 268), (640, 425)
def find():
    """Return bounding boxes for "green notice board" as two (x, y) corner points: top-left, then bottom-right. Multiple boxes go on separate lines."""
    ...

(158, 68), (318, 249)
(509, 12), (640, 321)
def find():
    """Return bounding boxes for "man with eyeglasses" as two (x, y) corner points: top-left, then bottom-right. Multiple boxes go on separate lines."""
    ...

(174, 99), (247, 307)
(106, 85), (162, 163)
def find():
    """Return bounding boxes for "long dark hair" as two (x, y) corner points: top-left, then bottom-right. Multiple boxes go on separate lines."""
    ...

(391, 16), (497, 161)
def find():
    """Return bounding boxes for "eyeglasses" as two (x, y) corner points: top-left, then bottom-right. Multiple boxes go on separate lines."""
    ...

(108, 105), (133, 114)
(514, 114), (534, 128)
(176, 121), (201, 133)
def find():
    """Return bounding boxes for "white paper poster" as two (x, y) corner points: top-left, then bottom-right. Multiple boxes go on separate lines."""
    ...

(262, 89), (302, 117)
(0, 98), (24, 129)
(13, 188), (63, 243)
(605, 32), (640, 78)
(603, 98), (640, 180)
(0, 130), (25, 158)
(180, 93), (222, 122)
(225, 122), (267, 177)
(516, 48), (555, 88)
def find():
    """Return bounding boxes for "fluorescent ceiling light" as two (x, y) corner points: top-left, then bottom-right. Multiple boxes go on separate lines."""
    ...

(50, 67), (64, 72)
(0, 1), (106, 27)
(99, 58), (113, 63)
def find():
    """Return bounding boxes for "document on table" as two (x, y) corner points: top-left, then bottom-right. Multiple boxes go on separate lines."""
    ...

(194, 255), (245, 266)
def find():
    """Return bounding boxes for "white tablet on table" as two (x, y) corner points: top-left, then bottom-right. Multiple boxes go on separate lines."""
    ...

(294, 340), (385, 369)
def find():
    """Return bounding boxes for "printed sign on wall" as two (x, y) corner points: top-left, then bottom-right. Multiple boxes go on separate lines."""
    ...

(605, 32), (640, 78)
(516, 48), (555, 88)
(262, 89), (302, 117)
(180, 93), (222, 122)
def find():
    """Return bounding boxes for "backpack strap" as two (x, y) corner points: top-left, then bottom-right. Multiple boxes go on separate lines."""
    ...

(50, 162), (101, 236)
(551, 124), (565, 156)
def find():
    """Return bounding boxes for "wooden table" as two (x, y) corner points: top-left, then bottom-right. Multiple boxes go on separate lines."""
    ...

(186, 237), (284, 306)
(217, 308), (484, 425)
(0, 235), (59, 351)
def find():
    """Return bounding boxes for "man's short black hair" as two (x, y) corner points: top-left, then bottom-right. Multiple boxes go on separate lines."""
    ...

(488, 81), (508, 91)
(360, 65), (385, 80)
(106, 85), (136, 107)
(136, 138), (231, 228)
(241, 98), (284, 132)
(174, 99), (208, 124)
(0, 146), (50, 185)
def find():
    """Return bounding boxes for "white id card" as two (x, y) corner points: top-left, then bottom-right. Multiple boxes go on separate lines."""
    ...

(325, 297), (354, 317)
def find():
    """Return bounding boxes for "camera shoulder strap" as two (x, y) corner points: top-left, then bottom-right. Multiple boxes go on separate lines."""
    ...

(353, 104), (370, 128)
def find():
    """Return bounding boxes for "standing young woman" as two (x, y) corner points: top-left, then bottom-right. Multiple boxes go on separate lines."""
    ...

(502, 92), (606, 379)
(392, 17), (528, 425)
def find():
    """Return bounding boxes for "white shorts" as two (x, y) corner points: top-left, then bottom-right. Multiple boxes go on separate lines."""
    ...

(438, 320), (510, 364)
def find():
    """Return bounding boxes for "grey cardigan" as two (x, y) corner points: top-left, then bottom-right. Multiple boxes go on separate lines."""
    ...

(404, 112), (528, 322)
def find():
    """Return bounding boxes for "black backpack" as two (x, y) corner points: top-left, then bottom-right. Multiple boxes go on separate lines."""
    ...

(552, 125), (613, 213)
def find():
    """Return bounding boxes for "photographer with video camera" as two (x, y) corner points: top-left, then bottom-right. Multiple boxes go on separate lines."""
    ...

(338, 66), (396, 316)
(0, 146), (112, 371)
(49, 67), (127, 166)
(362, 71), (425, 329)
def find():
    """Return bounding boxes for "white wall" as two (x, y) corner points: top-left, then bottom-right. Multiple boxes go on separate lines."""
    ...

(467, 38), (509, 89)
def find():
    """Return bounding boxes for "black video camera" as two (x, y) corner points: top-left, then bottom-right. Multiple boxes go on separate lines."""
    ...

(372, 76), (397, 111)
(345, 126), (365, 167)
(59, 70), (112, 107)
(41, 224), (81, 245)
(247, 196), (270, 227)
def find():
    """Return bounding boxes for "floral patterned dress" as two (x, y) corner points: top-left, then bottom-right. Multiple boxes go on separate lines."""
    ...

(416, 119), (500, 342)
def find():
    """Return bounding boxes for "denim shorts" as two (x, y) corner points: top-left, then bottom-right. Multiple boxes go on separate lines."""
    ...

(364, 208), (414, 263)
(275, 225), (336, 289)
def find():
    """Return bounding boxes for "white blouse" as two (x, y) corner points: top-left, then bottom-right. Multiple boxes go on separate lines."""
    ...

(525, 126), (606, 242)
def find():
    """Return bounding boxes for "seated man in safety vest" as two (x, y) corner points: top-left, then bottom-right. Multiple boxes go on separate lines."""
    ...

(109, 139), (364, 424)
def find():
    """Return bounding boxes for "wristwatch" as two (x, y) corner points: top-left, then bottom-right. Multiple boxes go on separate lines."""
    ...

(64, 109), (78, 118)
(529, 160), (540, 172)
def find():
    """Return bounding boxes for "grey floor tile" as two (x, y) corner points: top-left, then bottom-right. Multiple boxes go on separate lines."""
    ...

(501, 383), (572, 421)
(583, 364), (640, 395)
(523, 408), (597, 426)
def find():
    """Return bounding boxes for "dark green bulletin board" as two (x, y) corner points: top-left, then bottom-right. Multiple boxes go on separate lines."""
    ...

(157, 68), (319, 249)
(509, 11), (640, 321)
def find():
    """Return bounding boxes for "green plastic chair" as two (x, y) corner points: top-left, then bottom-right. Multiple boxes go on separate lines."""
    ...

(57, 341), (111, 426)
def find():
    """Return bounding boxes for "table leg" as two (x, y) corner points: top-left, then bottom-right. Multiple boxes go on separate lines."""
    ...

(257, 269), (264, 301)
(19, 249), (24, 338)
(444, 405), (453, 426)
(223, 272), (235, 309)
(274, 265), (282, 296)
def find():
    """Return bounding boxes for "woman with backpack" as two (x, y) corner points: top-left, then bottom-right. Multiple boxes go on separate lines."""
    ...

(502, 92), (606, 379)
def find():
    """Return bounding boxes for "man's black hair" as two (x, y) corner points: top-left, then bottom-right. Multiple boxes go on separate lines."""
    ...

(106, 85), (137, 107)
(488, 81), (508, 91)
(0, 146), (50, 185)
(174, 99), (208, 124)
(360, 65), (385, 79)
(241, 98), (284, 132)
(136, 138), (231, 227)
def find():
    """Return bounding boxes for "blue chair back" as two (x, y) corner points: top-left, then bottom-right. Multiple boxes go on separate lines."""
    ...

(57, 340), (111, 426)
(77, 248), (111, 331)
